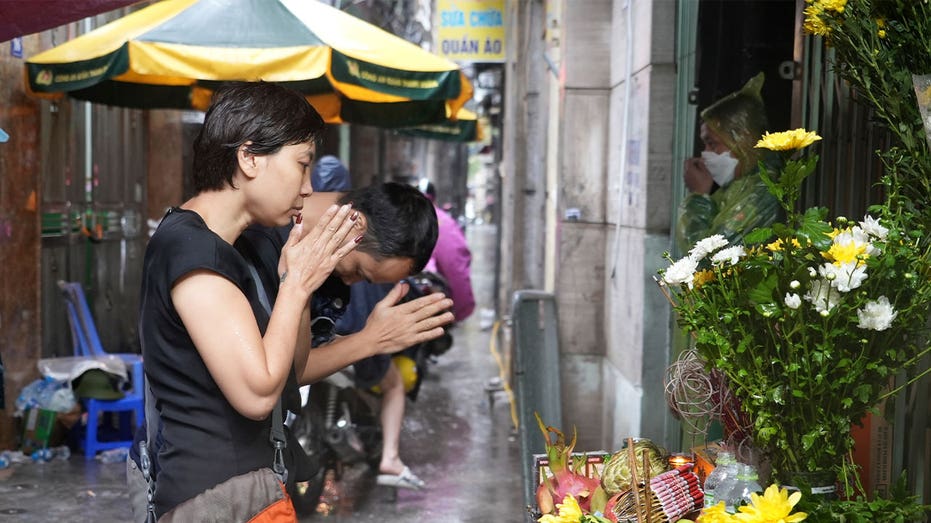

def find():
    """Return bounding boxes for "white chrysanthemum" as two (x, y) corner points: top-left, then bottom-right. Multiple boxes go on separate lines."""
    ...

(689, 234), (728, 261)
(859, 215), (889, 240)
(790, 280), (800, 289)
(662, 256), (699, 288)
(710, 245), (746, 266)
(804, 278), (840, 313)
(784, 293), (801, 309)
(835, 226), (870, 245)
(819, 262), (868, 293)
(833, 226), (879, 257)
(808, 266), (817, 277)
(857, 296), (897, 331)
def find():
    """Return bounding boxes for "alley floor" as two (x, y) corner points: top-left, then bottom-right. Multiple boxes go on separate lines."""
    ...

(0, 224), (525, 522)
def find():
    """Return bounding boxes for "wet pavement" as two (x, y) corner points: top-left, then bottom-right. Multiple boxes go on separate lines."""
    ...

(0, 223), (525, 522)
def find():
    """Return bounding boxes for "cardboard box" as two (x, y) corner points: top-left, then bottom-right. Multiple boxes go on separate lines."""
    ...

(691, 442), (725, 485)
(851, 397), (893, 497)
(21, 408), (57, 454)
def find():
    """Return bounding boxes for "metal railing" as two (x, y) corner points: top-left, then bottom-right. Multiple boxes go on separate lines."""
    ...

(512, 290), (563, 516)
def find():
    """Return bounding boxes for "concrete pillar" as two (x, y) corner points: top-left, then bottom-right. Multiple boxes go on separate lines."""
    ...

(601, 0), (677, 449)
(500, 0), (549, 314)
(552, 0), (614, 450)
(500, 0), (678, 451)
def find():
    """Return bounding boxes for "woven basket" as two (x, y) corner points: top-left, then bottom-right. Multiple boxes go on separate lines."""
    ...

(612, 486), (670, 523)
(611, 438), (702, 523)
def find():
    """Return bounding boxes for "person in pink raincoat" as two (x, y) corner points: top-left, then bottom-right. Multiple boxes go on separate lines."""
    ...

(418, 179), (475, 322)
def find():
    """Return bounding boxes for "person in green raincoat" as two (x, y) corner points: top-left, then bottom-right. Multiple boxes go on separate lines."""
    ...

(675, 72), (782, 253)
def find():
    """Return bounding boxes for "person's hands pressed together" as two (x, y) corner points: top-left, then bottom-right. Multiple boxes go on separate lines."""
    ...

(278, 203), (361, 295)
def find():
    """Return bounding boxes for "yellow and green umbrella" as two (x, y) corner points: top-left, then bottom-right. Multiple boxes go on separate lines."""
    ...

(25, 0), (472, 128)
(398, 107), (484, 142)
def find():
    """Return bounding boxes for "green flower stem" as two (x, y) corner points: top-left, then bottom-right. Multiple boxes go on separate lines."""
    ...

(880, 344), (931, 399)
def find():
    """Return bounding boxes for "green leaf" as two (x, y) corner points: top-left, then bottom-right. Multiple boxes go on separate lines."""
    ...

(757, 426), (777, 440)
(755, 302), (780, 317)
(769, 386), (785, 405)
(757, 161), (783, 201)
(743, 227), (775, 244)
(749, 273), (779, 305)
(798, 207), (834, 250)
(772, 222), (793, 238)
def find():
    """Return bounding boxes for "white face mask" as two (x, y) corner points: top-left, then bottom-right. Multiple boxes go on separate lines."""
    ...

(701, 151), (739, 187)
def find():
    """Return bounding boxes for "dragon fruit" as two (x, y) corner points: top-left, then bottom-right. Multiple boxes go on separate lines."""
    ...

(534, 413), (602, 514)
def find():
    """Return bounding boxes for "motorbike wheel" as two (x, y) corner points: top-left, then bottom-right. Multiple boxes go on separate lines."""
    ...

(289, 468), (326, 517)
(288, 401), (329, 516)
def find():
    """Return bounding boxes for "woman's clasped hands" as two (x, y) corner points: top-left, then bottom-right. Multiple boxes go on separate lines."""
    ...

(279, 203), (361, 295)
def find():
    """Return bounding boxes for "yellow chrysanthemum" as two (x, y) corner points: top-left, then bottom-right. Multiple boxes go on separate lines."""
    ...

(697, 501), (739, 523)
(824, 241), (868, 264)
(820, 0), (846, 13)
(878, 29), (887, 38)
(766, 238), (802, 252)
(538, 494), (582, 523)
(734, 484), (808, 523)
(755, 129), (822, 151)
(876, 18), (885, 28)
(803, 5), (831, 37)
(693, 269), (715, 287)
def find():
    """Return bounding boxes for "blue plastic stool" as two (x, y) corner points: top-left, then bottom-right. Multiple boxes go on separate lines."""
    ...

(82, 357), (145, 460)
(58, 280), (145, 460)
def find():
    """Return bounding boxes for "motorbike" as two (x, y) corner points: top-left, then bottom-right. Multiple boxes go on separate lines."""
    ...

(284, 271), (453, 516)
(285, 368), (383, 516)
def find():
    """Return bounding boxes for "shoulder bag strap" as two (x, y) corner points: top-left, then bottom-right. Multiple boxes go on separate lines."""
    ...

(246, 261), (288, 485)
(141, 383), (158, 523)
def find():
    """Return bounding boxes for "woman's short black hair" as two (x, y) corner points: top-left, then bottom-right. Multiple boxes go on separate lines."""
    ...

(338, 183), (438, 274)
(192, 82), (325, 193)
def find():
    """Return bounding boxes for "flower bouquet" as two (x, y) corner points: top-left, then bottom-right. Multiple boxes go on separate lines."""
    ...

(803, 0), (931, 216)
(658, 129), (931, 481)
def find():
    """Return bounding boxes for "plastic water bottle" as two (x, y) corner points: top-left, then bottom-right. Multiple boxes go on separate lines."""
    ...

(0, 452), (11, 469)
(4, 451), (26, 464)
(719, 464), (763, 513)
(50, 445), (71, 460)
(735, 465), (763, 510)
(31, 448), (53, 463)
(702, 450), (738, 508)
(96, 447), (129, 464)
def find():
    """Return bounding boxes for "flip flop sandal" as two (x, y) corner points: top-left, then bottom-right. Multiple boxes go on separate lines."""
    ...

(376, 466), (425, 490)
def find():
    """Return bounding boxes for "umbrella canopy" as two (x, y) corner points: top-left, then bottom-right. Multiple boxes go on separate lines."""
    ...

(0, 0), (141, 42)
(398, 108), (483, 142)
(25, 0), (472, 128)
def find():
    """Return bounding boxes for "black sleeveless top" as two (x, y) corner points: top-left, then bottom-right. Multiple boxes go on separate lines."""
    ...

(139, 208), (272, 517)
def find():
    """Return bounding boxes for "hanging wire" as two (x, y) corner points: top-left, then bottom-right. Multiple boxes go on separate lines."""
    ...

(488, 320), (519, 431)
(664, 350), (718, 436)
